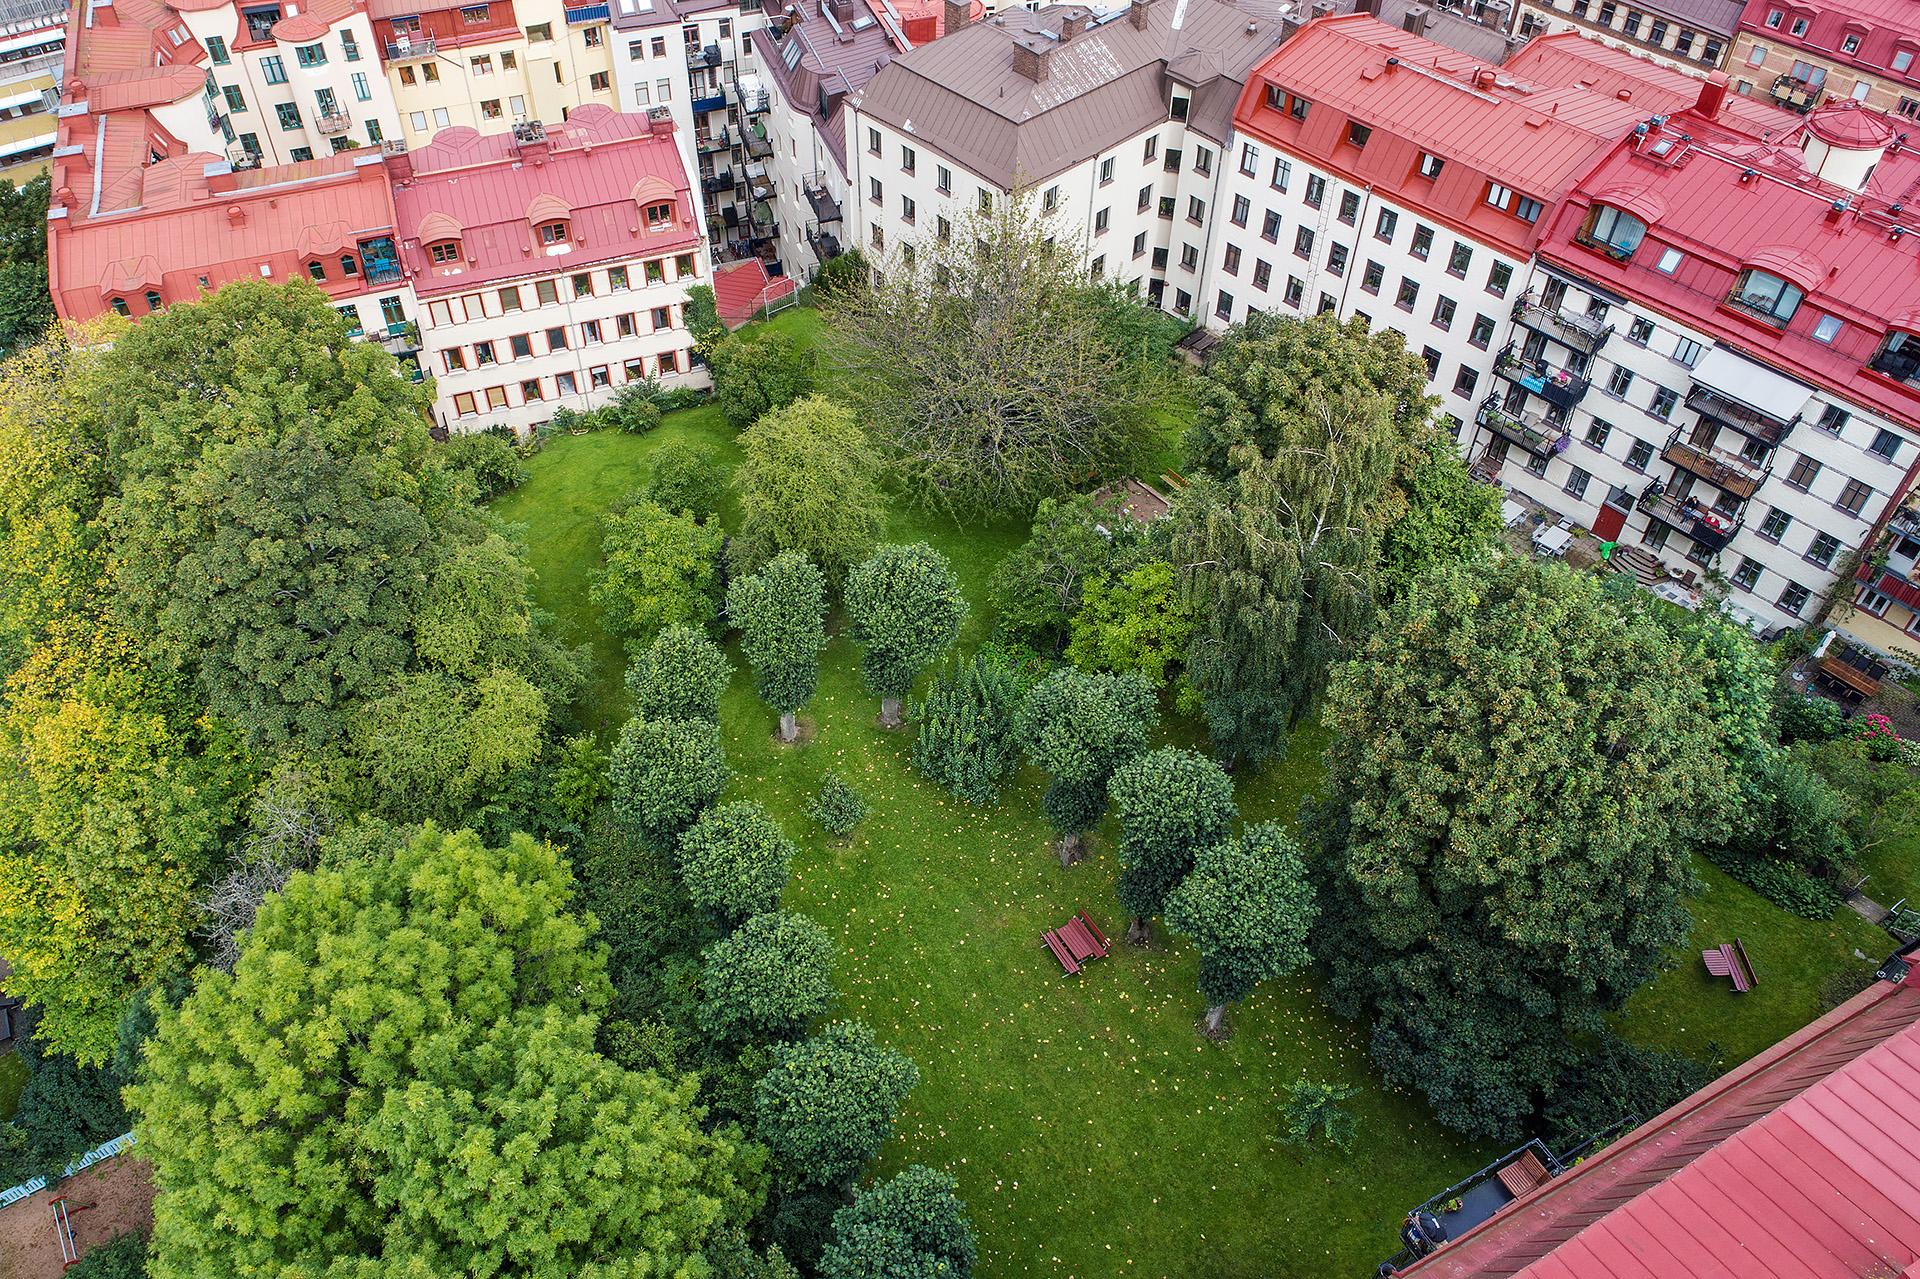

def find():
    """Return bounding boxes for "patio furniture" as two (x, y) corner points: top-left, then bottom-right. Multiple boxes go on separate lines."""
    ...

(1532, 524), (1575, 558)
(1702, 940), (1756, 993)
(1501, 498), (1529, 528)
(1495, 1149), (1552, 1199)
(1043, 911), (1111, 975)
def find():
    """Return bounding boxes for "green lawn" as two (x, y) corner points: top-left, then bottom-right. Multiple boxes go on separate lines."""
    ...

(490, 308), (1891, 1277)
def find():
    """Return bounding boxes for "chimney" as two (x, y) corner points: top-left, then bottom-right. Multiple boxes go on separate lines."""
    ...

(1695, 69), (1728, 121)
(1129, 0), (1150, 28)
(1311, 0), (1334, 16)
(382, 140), (414, 181)
(511, 119), (551, 165)
(1401, 4), (1428, 32)
(1012, 35), (1050, 80)
(945, 0), (973, 31)
(1357, 0), (1381, 15)
(1474, 67), (1496, 90)
(647, 105), (675, 136)
(1060, 7), (1089, 38)
(1280, 12), (1303, 36)
(829, 0), (853, 20)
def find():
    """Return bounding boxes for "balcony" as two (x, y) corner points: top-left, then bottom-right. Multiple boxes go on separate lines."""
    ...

(1476, 396), (1568, 459)
(805, 183), (841, 224)
(744, 119), (773, 160)
(1684, 383), (1797, 445)
(564, 1), (609, 21)
(1494, 343), (1590, 410)
(1770, 72), (1822, 114)
(1639, 489), (1739, 553)
(695, 126), (735, 153)
(1514, 292), (1614, 355)
(738, 83), (770, 114)
(1661, 438), (1766, 498)
(807, 224), (842, 261)
(688, 42), (721, 69)
(701, 168), (737, 194)
(748, 200), (778, 239)
(316, 110), (351, 135)
(383, 33), (436, 60)
(691, 90), (727, 115)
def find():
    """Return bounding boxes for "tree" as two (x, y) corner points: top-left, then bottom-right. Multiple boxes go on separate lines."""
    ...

(911, 653), (1026, 806)
(435, 431), (524, 500)
(626, 624), (734, 724)
(1109, 747), (1237, 945)
(1163, 823), (1316, 1038)
(844, 543), (968, 728)
(0, 174), (52, 356)
(685, 282), (726, 349)
(1540, 1035), (1714, 1149)
(732, 397), (887, 583)
(1377, 431), (1501, 604)
(709, 329), (815, 430)
(1015, 668), (1158, 865)
(343, 668), (546, 823)
(127, 827), (755, 1279)
(591, 497), (725, 650)
(727, 551), (828, 743)
(0, 1026), (133, 1186)
(1308, 556), (1733, 1140)
(1065, 560), (1193, 689)
(986, 492), (1150, 650)
(824, 197), (1166, 516)
(677, 800), (797, 927)
(646, 441), (728, 519)
(700, 910), (837, 1043)
(610, 716), (730, 848)
(64, 1231), (147, 1279)
(810, 775), (867, 838)
(818, 1165), (977, 1279)
(755, 1021), (919, 1189)
(811, 249), (869, 301)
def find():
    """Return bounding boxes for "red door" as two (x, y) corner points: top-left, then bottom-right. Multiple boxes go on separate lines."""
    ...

(1591, 503), (1628, 542)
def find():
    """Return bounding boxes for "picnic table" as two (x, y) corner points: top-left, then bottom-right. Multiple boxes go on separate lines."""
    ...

(1532, 524), (1575, 558)
(1043, 911), (1110, 975)
(1702, 939), (1757, 993)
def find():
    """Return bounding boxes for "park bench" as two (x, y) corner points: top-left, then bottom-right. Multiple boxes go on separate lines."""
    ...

(1043, 911), (1111, 975)
(1702, 940), (1756, 993)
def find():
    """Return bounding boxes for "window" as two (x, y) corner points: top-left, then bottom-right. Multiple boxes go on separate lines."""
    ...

(474, 340), (496, 366)
(1765, 8), (1782, 26)
(1624, 10), (1641, 36)
(1158, 197), (1175, 220)
(427, 240), (461, 266)
(1586, 419), (1612, 449)
(1253, 260), (1272, 291)
(978, 189), (993, 214)
(1650, 19), (1667, 42)
(499, 286), (522, 312)
(1650, 386), (1678, 418)
(899, 144), (916, 174)
(1618, 316), (1652, 345)
(1748, 42), (1768, 66)
(1396, 278), (1419, 310)
(1486, 183), (1514, 211)
(1215, 290), (1234, 319)
(1578, 204), (1647, 259)
(1163, 149), (1182, 174)
(1186, 196), (1205, 222)
(1231, 195), (1250, 227)
(1858, 586), (1892, 614)
(1328, 243), (1349, 276)
(1676, 29), (1695, 54)
(1181, 244), (1199, 271)
(1089, 255), (1105, 281)
(1836, 479), (1873, 515)
(1132, 231), (1146, 258)
(1305, 174), (1326, 208)
(1563, 466), (1592, 500)
(1418, 152), (1444, 180)
(432, 107), (449, 127)
(351, 72), (370, 101)
(1777, 582), (1810, 616)
(1514, 197), (1544, 223)
(1194, 146), (1212, 176)
(1842, 32), (1861, 53)
(1152, 247), (1168, 270)
(223, 85), (246, 112)
(1790, 17), (1808, 34)
(1813, 314), (1843, 343)
(262, 55), (287, 84)
(940, 217), (953, 244)
(1094, 207), (1108, 235)
(1338, 191), (1360, 225)
(1262, 210), (1281, 242)
(1432, 296), (1456, 330)
(1284, 276), (1305, 308)
(1411, 225), (1433, 260)
(1137, 184), (1153, 213)
(1347, 121), (1372, 148)
(538, 221), (569, 246)
(1785, 453), (1821, 490)
(1728, 269), (1803, 325)
(1099, 157), (1115, 186)
(1469, 313), (1495, 348)
(1223, 245), (1241, 276)
(1732, 558), (1763, 591)
(545, 326), (569, 351)
(290, 147), (313, 162)
(1871, 428), (1902, 461)
(1289, 93), (1310, 120)
(1375, 209), (1398, 242)
(589, 70), (609, 91)
(1894, 49), (1914, 73)
(295, 42), (326, 66)
(1805, 531), (1842, 567)
(555, 371), (577, 396)
(1488, 262), (1512, 296)
(443, 347), (466, 372)
(453, 392), (477, 417)
(902, 196), (916, 224)
(1447, 243), (1472, 277)
(1239, 142), (1258, 176)
(1759, 507), (1791, 541)
(307, 259), (327, 281)
(510, 333), (533, 358)
(1626, 438), (1655, 470)
(1272, 158), (1292, 191)
(535, 279), (559, 305)
(206, 35), (229, 63)
(520, 379), (544, 402)
(1670, 336), (1704, 367)
(1362, 260), (1384, 294)
(1294, 226), (1314, 258)
(1604, 366), (1632, 397)
(1453, 365), (1478, 398)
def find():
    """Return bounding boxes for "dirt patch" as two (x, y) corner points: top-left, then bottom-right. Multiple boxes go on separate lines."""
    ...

(0, 1156), (153, 1279)
(772, 715), (817, 747)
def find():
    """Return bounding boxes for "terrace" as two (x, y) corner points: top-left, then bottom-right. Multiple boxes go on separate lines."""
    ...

(1639, 489), (1740, 552)
(1684, 383), (1797, 446)
(1513, 292), (1614, 355)
(1476, 396), (1568, 459)
(1493, 344), (1590, 410)
(1660, 437), (1766, 498)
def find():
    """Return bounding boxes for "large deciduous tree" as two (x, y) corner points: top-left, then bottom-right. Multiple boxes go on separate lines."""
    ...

(1307, 556), (1733, 1139)
(699, 909), (837, 1043)
(727, 550), (828, 743)
(844, 543), (968, 728)
(1163, 823), (1315, 1038)
(708, 329), (815, 430)
(676, 800), (797, 928)
(1014, 668), (1158, 866)
(610, 716), (730, 849)
(1109, 747), (1237, 945)
(591, 497), (725, 650)
(128, 826), (756, 1278)
(731, 397), (887, 584)
(824, 198), (1168, 516)
(818, 1165), (977, 1279)
(754, 1020), (919, 1189)
(0, 174), (52, 356)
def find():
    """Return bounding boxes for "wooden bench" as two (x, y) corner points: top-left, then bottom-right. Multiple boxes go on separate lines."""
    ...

(1495, 1150), (1551, 1200)
(1043, 911), (1111, 975)
(1702, 940), (1757, 993)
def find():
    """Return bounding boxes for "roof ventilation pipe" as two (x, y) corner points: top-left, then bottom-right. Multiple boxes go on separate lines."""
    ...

(1695, 69), (1728, 120)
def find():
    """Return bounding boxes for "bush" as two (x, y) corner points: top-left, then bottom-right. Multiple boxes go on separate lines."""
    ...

(912, 653), (1026, 805)
(699, 910), (837, 1043)
(675, 800), (796, 928)
(66, 1232), (148, 1279)
(1707, 847), (1842, 919)
(0, 1029), (131, 1187)
(436, 431), (526, 499)
(570, 814), (702, 1022)
(645, 442), (727, 519)
(811, 249), (869, 301)
(1776, 692), (1847, 744)
(610, 716), (730, 849)
(625, 625), (734, 724)
(709, 330), (814, 430)
(1277, 1080), (1359, 1153)
(590, 498), (725, 649)
(810, 775), (866, 837)
(1541, 1035), (1715, 1149)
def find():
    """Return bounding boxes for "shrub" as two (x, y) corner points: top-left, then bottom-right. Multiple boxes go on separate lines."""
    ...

(1277, 1080), (1359, 1153)
(810, 775), (866, 837)
(811, 248), (868, 301)
(645, 442), (727, 519)
(1707, 848), (1842, 919)
(436, 431), (526, 500)
(626, 625), (734, 724)
(65, 1232), (148, 1279)
(912, 653), (1026, 805)
(709, 330), (814, 430)
(1776, 692), (1847, 744)
(569, 814), (701, 1022)
(0, 1029), (132, 1187)
(1541, 1035), (1715, 1149)
(610, 717), (730, 849)
(754, 1021), (919, 1189)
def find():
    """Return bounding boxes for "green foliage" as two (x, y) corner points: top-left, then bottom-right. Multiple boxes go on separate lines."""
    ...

(1776, 692), (1848, 744)
(1309, 556), (1731, 1140)
(644, 441), (728, 519)
(1706, 848), (1842, 919)
(547, 732), (610, 828)
(755, 1020), (920, 1189)
(609, 382), (667, 433)
(591, 497), (724, 649)
(1163, 823), (1316, 1017)
(823, 196), (1167, 516)
(1737, 747), (1849, 880)
(810, 249), (869, 301)
(65, 1232), (149, 1279)
(987, 492), (1155, 650)
(700, 910), (837, 1042)
(1808, 735), (1920, 872)
(344, 668), (546, 823)
(810, 775), (867, 837)
(732, 397), (887, 583)
(709, 330), (815, 430)
(570, 814), (700, 1024)
(435, 430), (526, 500)
(1014, 668), (1158, 841)
(1376, 431), (1501, 603)
(128, 826), (756, 1278)
(819, 1164), (977, 1279)
(0, 1028), (132, 1186)
(625, 623), (734, 724)
(685, 283), (726, 349)
(1109, 747), (1237, 930)
(676, 800), (797, 928)
(726, 551), (829, 728)
(845, 543), (969, 714)
(1541, 1035), (1714, 1149)
(1277, 1080), (1360, 1153)
(610, 716), (730, 849)
(1065, 560), (1192, 688)
(912, 653), (1026, 806)
(0, 175), (52, 356)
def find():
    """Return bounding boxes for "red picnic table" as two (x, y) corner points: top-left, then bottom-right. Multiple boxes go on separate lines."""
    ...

(1043, 911), (1110, 975)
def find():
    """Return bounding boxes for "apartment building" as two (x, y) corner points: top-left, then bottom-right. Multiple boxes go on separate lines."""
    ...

(388, 107), (708, 434)
(0, 0), (66, 176)
(1511, 0), (1737, 73)
(1727, 0), (1920, 117)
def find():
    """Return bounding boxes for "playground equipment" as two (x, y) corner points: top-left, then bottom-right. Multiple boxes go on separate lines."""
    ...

(50, 1194), (92, 1269)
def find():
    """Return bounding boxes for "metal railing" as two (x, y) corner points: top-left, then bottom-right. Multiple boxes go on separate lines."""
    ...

(316, 110), (351, 134)
(1662, 437), (1765, 498)
(1476, 395), (1567, 458)
(383, 33), (437, 59)
(1515, 291), (1614, 354)
(1684, 383), (1796, 445)
(1493, 343), (1591, 410)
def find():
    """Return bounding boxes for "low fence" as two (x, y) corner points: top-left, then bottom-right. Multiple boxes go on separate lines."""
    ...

(0, 1131), (136, 1209)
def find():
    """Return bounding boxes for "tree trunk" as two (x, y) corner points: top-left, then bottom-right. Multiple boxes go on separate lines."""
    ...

(1201, 1003), (1230, 1039)
(1125, 915), (1151, 947)
(879, 695), (904, 730)
(1055, 830), (1084, 868)
(778, 711), (798, 743)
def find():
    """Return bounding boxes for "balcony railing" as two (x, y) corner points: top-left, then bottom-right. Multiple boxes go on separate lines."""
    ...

(1770, 72), (1821, 113)
(1514, 292), (1614, 355)
(1684, 383), (1796, 445)
(564, 1), (609, 22)
(701, 168), (737, 194)
(1494, 343), (1590, 410)
(688, 42), (721, 68)
(316, 110), (351, 135)
(691, 90), (727, 114)
(1476, 396), (1568, 459)
(738, 83), (769, 114)
(695, 126), (735, 152)
(1639, 489), (1739, 553)
(807, 224), (842, 261)
(1661, 438), (1766, 498)
(363, 261), (403, 285)
(383, 33), (436, 60)
(744, 119), (773, 159)
(805, 183), (841, 223)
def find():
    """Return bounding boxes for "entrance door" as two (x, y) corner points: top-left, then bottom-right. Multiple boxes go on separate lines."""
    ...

(1592, 502), (1627, 542)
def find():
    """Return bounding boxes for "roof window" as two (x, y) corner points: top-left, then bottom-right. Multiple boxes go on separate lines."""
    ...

(1726, 268), (1803, 326)
(1576, 204), (1648, 260)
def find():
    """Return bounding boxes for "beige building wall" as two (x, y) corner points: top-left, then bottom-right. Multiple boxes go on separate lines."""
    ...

(1728, 33), (1920, 116)
(1514, 0), (1730, 73)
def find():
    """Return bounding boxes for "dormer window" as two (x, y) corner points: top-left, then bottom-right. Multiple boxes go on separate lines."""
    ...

(538, 220), (570, 245)
(428, 240), (462, 264)
(1727, 269), (1803, 325)
(1418, 152), (1444, 179)
(1347, 122), (1372, 148)
(1870, 330), (1920, 383)
(109, 297), (129, 316)
(340, 254), (359, 277)
(144, 291), (163, 311)
(643, 200), (674, 231)
(307, 259), (327, 281)
(1577, 204), (1648, 259)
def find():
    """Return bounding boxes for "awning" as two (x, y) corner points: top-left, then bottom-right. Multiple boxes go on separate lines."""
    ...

(1692, 345), (1815, 423)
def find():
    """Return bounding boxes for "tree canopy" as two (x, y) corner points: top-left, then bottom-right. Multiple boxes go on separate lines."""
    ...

(818, 1165), (977, 1279)
(731, 397), (887, 583)
(700, 910), (837, 1043)
(1163, 823), (1316, 1037)
(727, 550), (829, 743)
(844, 543), (968, 728)
(1307, 556), (1733, 1139)
(610, 716), (730, 849)
(626, 624), (734, 724)
(1109, 747), (1237, 944)
(591, 497), (725, 649)
(708, 329), (815, 430)
(676, 800), (797, 927)
(1014, 668), (1158, 863)
(755, 1020), (919, 1189)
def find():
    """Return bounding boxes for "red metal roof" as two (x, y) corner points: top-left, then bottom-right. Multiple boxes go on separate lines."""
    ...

(1806, 99), (1898, 148)
(1401, 969), (1920, 1278)
(1503, 32), (1800, 141)
(390, 105), (700, 298)
(712, 258), (798, 326)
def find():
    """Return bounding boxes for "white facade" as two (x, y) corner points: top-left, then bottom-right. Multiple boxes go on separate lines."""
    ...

(762, 84), (847, 276)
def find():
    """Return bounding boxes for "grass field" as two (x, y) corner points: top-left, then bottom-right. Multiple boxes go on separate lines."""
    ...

(488, 308), (1892, 1278)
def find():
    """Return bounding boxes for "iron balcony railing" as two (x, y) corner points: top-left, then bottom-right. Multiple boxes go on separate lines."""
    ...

(383, 33), (436, 59)
(1684, 383), (1797, 445)
(1476, 395), (1568, 459)
(1514, 291), (1614, 354)
(1639, 489), (1740, 553)
(1661, 437), (1766, 498)
(316, 110), (351, 134)
(1493, 343), (1590, 410)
